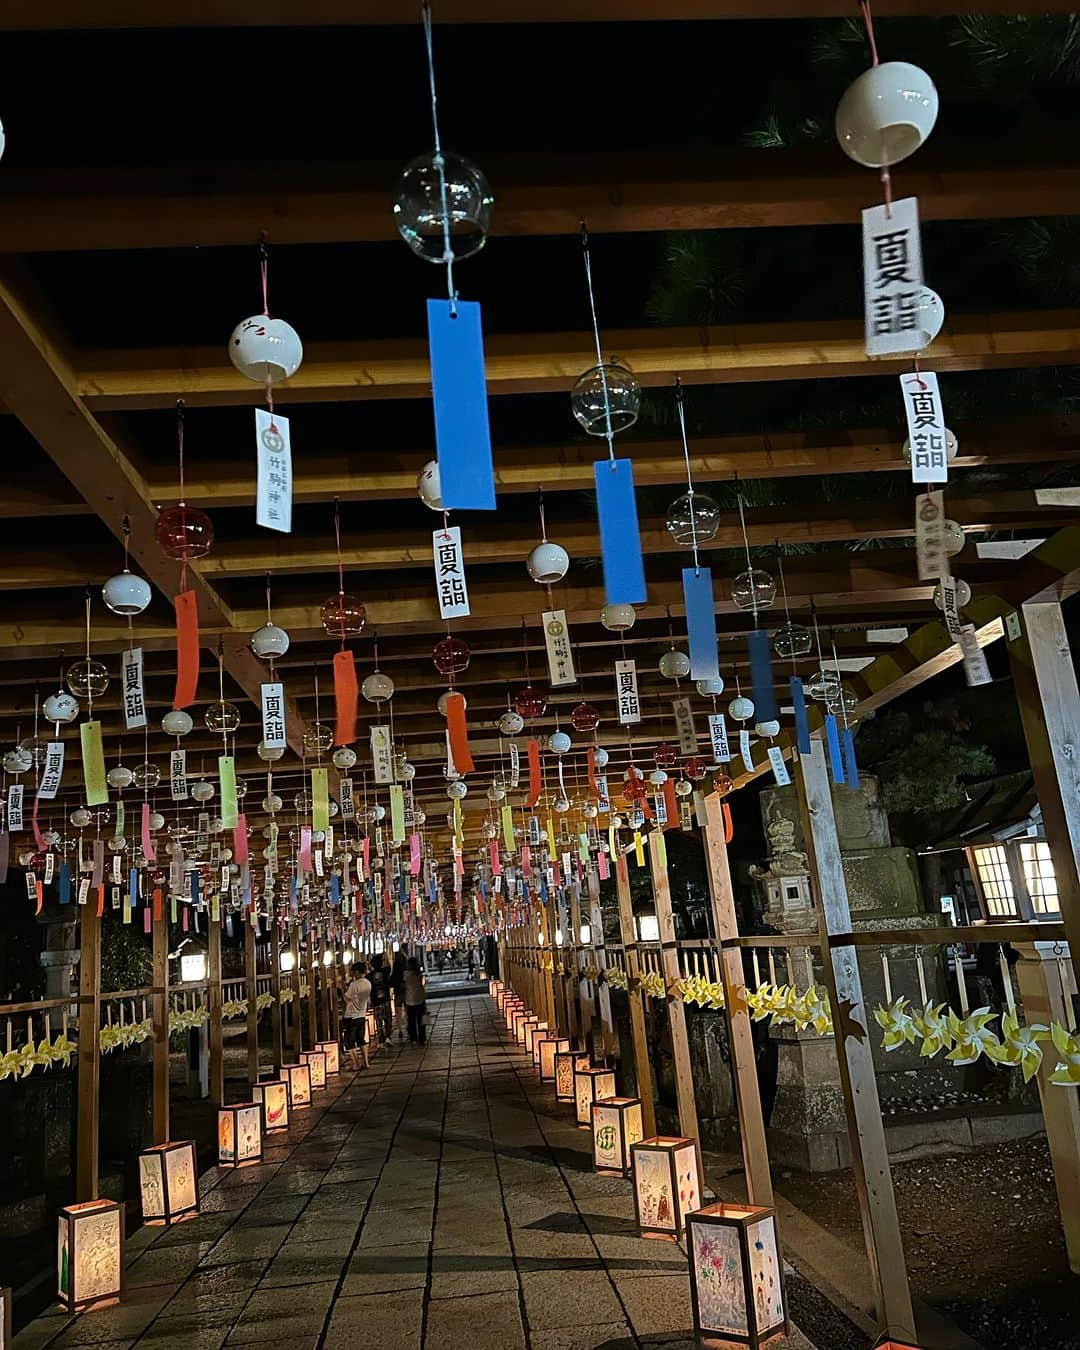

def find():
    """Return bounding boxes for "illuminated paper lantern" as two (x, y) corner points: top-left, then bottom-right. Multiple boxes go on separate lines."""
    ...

(504, 999), (523, 1030)
(631, 1136), (702, 1239)
(252, 1078), (290, 1134)
(512, 1010), (535, 1043)
(539, 1035), (570, 1082)
(686, 1203), (788, 1348)
(591, 1097), (644, 1178)
(284, 1060), (312, 1109)
(523, 1020), (548, 1056)
(316, 1040), (341, 1075)
(365, 1010), (378, 1043)
(532, 1030), (558, 1070)
(218, 1103), (263, 1168)
(138, 1140), (199, 1224)
(555, 1049), (589, 1102)
(574, 1064), (616, 1128)
(301, 1048), (328, 1090)
(56, 1200), (123, 1312)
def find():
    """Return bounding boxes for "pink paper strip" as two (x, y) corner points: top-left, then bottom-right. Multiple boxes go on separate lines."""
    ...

(410, 832), (422, 877)
(141, 802), (156, 863)
(233, 814), (249, 865)
(521, 844), (532, 878)
(299, 825), (312, 872)
(598, 850), (610, 881)
(489, 840), (501, 876)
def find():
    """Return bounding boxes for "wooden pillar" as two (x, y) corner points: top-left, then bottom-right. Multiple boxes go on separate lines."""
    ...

(613, 848), (657, 1136)
(537, 900), (558, 1030)
(151, 904), (169, 1145)
(796, 740), (915, 1341)
(305, 937), (318, 1051)
(702, 795), (773, 1206)
(207, 910), (224, 1106)
(270, 923), (284, 1074)
(244, 915), (259, 1085)
(318, 927), (331, 1041)
(289, 927), (302, 1055)
(648, 834), (699, 1143)
(75, 903), (101, 1200)
(587, 867), (616, 1057)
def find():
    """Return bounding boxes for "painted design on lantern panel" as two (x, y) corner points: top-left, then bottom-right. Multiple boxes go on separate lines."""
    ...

(238, 1108), (261, 1160)
(575, 1075), (593, 1122)
(748, 1217), (785, 1330)
(625, 1105), (644, 1163)
(166, 1146), (196, 1213)
(305, 1053), (327, 1088)
(675, 1147), (699, 1216)
(593, 1109), (620, 1168)
(75, 1212), (121, 1304)
(263, 1083), (287, 1128)
(219, 1112), (235, 1162)
(555, 1057), (574, 1098)
(691, 1221), (747, 1336)
(635, 1150), (674, 1229)
(139, 1156), (163, 1216)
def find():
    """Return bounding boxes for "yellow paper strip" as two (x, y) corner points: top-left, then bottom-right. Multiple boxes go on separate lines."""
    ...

(578, 832), (590, 864)
(546, 817), (557, 858)
(219, 755), (238, 829)
(633, 830), (645, 868)
(390, 784), (406, 844)
(453, 797), (463, 849)
(501, 804), (515, 854)
(651, 829), (667, 870)
(80, 720), (107, 806)
(608, 823), (617, 860)
(311, 767), (329, 833)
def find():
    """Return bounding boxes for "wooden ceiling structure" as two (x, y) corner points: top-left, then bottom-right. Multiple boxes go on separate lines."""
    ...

(0, 2), (1077, 854)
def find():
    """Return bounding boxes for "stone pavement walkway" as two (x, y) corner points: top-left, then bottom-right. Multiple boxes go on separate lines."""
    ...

(15, 994), (816, 1350)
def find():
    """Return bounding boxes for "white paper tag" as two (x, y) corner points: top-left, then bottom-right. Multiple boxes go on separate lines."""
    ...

(863, 196), (925, 358)
(914, 489), (948, 582)
(1005, 611), (1022, 643)
(38, 741), (65, 800)
(78, 877), (90, 905)
(595, 775), (610, 813)
(672, 697), (697, 756)
(371, 725), (394, 784)
(170, 749), (188, 801)
(260, 682), (287, 751)
(44, 852), (55, 884)
(432, 525), (470, 619)
(26, 871), (37, 900)
(739, 729), (754, 775)
(543, 610), (576, 688)
(708, 713), (731, 764)
(508, 740), (520, 788)
(938, 575), (964, 640)
(767, 746), (791, 786)
(615, 659), (641, 725)
(901, 370), (948, 484)
(959, 625), (993, 687)
(314, 849), (325, 877)
(7, 784), (23, 832)
(654, 790), (668, 825)
(112, 854), (123, 884)
(340, 778), (355, 821)
(256, 408), (292, 533)
(121, 646), (147, 729)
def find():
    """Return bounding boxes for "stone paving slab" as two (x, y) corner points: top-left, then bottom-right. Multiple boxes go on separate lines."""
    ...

(13, 994), (822, 1350)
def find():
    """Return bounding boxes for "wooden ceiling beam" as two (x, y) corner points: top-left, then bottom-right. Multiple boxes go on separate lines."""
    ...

(78, 309), (1080, 410)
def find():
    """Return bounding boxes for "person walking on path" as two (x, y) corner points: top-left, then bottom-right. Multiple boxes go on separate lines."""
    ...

(391, 946), (408, 1041)
(369, 953), (392, 1044)
(403, 957), (427, 1045)
(342, 962), (372, 1070)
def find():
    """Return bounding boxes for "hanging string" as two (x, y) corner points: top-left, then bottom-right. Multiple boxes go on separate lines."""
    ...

(83, 592), (94, 720)
(776, 548), (798, 676)
(856, 0), (893, 217)
(217, 639), (228, 754)
(830, 635), (851, 734)
(674, 379), (701, 575)
(421, 0), (456, 313)
(736, 486), (759, 626)
(580, 223), (617, 467)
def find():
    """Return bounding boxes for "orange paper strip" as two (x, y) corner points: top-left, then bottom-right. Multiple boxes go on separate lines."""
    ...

(587, 747), (598, 795)
(663, 778), (678, 831)
(333, 649), (359, 746)
(173, 590), (200, 710)
(35, 880), (43, 915)
(445, 692), (474, 775)
(526, 738), (542, 808)
(96, 884), (105, 917)
(723, 802), (734, 843)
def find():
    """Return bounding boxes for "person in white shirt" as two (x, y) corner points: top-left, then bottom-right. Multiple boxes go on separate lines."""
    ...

(343, 963), (373, 1069)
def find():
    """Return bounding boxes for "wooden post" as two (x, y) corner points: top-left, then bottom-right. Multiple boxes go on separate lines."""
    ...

(151, 903), (169, 1145)
(289, 927), (302, 1055)
(613, 849), (657, 1136)
(587, 867), (617, 1058)
(648, 834), (700, 1143)
(207, 910), (224, 1106)
(75, 903), (101, 1200)
(318, 927), (331, 1040)
(702, 795), (773, 1206)
(245, 915), (259, 1085)
(270, 922), (284, 1074)
(305, 937), (318, 1051)
(796, 740), (916, 1341)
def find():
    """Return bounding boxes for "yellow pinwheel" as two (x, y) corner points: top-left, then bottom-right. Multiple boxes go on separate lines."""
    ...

(985, 1010), (1048, 1083)
(0, 1048), (22, 1081)
(747, 983), (778, 1022)
(49, 1033), (76, 1068)
(1049, 1021), (1080, 1086)
(945, 1008), (1001, 1065)
(873, 996), (918, 1052)
(806, 988), (834, 1037)
(17, 1041), (39, 1078)
(911, 1002), (953, 1058)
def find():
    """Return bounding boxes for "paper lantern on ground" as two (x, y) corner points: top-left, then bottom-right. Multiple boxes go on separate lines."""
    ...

(592, 1097), (644, 1177)
(511, 1008), (530, 1039)
(138, 1140), (199, 1224)
(686, 1202), (788, 1348)
(532, 1030), (557, 1069)
(218, 1103), (263, 1168)
(539, 1035), (569, 1081)
(284, 1061), (312, 1110)
(504, 1000), (523, 1031)
(301, 1048), (328, 1090)
(556, 1049), (589, 1102)
(317, 1040), (341, 1075)
(524, 1020), (548, 1057)
(252, 1078), (290, 1134)
(574, 1064), (617, 1128)
(366, 1009), (379, 1044)
(516, 1013), (539, 1047)
(631, 1136), (702, 1239)
(56, 1200), (123, 1312)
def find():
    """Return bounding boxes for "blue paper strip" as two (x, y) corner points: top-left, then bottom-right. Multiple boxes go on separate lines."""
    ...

(842, 727), (861, 790)
(59, 863), (71, 904)
(748, 629), (778, 723)
(825, 713), (845, 784)
(594, 459), (647, 604)
(191, 871), (201, 905)
(683, 567), (720, 681)
(129, 869), (138, 906)
(428, 298), (495, 511)
(331, 874), (341, 906)
(791, 676), (812, 755)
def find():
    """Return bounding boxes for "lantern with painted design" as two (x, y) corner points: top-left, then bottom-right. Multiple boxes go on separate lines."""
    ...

(218, 1103), (263, 1168)
(523, 1020), (548, 1057)
(631, 1136), (702, 1239)
(539, 1035), (570, 1082)
(686, 1202), (788, 1348)
(252, 1078), (290, 1134)
(284, 1061), (312, 1109)
(532, 1029), (558, 1070)
(56, 1200), (123, 1312)
(591, 1096), (644, 1178)
(555, 1048), (588, 1102)
(138, 1140), (199, 1224)
(516, 1013), (539, 1047)
(574, 1063), (616, 1128)
(316, 1039), (341, 1075)
(300, 1048), (328, 1090)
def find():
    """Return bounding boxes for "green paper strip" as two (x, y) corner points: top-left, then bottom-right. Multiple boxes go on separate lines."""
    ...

(114, 800), (125, 839)
(501, 804), (515, 854)
(578, 832), (590, 865)
(81, 721), (108, 806)
(312, 767), (329, 833)
(219, 755), (238, 829)
(651, 829), (667, 870)
(390, 784), (405, 844)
